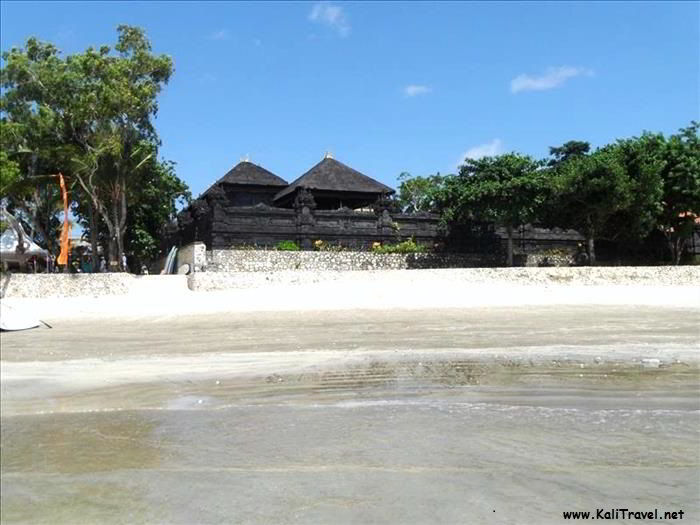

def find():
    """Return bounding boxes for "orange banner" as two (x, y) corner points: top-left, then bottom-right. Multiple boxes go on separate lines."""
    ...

(57, 173), (72, 265)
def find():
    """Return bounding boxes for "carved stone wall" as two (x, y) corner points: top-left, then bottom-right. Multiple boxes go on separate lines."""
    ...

(208, 203), (441, 250)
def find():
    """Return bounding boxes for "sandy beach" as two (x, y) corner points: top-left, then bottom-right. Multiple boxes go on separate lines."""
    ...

(2, 268), (699, 524)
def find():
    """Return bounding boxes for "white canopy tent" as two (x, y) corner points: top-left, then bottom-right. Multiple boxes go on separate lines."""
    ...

(0, 208), (49, 270)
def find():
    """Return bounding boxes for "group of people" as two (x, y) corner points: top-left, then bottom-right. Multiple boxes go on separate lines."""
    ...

(53, 252), (134, 273)
(96, 253), (130, 272)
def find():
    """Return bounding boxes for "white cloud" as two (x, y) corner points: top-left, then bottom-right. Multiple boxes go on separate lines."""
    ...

(209, 29), (230, 41)
(510, 66), (594, 94)
(456, 139), (503, 168)
(403, 85), (432, 97)
(309, 2), (351, 37)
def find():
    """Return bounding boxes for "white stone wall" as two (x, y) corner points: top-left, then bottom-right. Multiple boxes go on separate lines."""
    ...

(188, 266), (700, 292)
(206, 250), (498, 272)
(178, 242), (207, 272)
(1, 273), (133, 298)
(3, 266), (698, 298)
(1, 273), (189, 298)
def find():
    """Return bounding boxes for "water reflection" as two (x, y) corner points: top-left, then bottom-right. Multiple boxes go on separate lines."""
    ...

(2, 369), (698, 524)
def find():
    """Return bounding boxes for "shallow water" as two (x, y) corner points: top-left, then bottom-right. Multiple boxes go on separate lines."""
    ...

(1, 306), (699, 524)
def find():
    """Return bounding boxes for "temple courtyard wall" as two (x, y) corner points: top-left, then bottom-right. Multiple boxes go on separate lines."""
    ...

(170, 242), (576, 274)
(205, 249), (503, 272)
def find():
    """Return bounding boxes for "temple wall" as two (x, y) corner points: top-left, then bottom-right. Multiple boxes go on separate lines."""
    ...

(172, 195), (590, 268)
(206, 250), (503, 272)
(208, 205), (441, 250)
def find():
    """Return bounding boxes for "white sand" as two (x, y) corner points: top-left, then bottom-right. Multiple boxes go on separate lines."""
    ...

(2, 269), (698, 322)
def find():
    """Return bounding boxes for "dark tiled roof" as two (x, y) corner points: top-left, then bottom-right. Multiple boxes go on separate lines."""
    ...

(201, 161), (287, 198)
(274, 157), (394, 202)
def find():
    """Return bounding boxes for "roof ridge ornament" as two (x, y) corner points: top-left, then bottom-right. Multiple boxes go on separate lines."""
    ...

(240, 154), (251, 163)
(324, 151), (334, 160)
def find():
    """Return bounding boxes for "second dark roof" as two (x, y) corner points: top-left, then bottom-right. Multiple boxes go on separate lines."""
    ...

(201, 161), (288, 198)
(274, 157), (394, 202)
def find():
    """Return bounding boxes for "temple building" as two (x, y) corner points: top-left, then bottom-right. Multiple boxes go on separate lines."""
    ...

(170, 154), (438, 251)
(167, 153), (587, 258)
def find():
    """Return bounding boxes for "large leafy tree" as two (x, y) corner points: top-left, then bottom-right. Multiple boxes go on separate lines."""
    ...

(656, 122), (700, 264)
(396, 172), (446, 213)
(0, 112), (75, 256)
(549, 147), (633, 264)
(1, 26), (175, 269)
(438, 153), (547, 266)
(601, 134), (665, 254)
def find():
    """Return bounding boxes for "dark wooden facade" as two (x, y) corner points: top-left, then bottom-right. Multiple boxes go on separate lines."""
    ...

(174, 190), (441, 251)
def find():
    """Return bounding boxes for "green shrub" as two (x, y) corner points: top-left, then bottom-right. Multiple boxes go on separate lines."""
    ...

(372, 238), (427, 254)
(275, 240), (300, 251)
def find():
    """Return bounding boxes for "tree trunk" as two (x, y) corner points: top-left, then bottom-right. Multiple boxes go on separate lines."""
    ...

(110, 198), (121, 271)
(118, 175), (128, 272)
(585, 215), (596, 265)
(587, 235), (596, 265)
(506, 224), (514, 267)
(673, 237), (685, 265)
(88, 201), (99, 273)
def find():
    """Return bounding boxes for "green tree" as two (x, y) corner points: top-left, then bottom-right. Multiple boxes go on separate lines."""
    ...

(548, 140), (590, 166)
(0, 150), (21, 195)
(657, 122), (700, 264)
(438, 153), (547, 266)
(550, 147), (632, 264)
(1, 26), (175, 269)
(124, 158), (190, 269)
(601, 134), (665, 255)
(0, 114), (74, 256)
(396, 172), (446, 213)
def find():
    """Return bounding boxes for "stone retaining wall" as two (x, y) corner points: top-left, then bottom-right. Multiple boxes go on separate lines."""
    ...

(521, 253), (575, 267)
(206, 250), (502, 272)
(0, 274), (189, 298)
(189, 266), (700, 292)
(1, 273), (133, 298)
(2, 266), (697, 299)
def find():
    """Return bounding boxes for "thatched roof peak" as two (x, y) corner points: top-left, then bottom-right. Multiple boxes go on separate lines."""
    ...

(200, 161), (287, 198)
(274, 157), (393, 202)
(218, 161), (288, 187)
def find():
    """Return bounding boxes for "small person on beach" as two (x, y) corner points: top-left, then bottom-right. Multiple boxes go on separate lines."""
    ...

(574, 243), (589, 266)
(99, 256), (107, 273)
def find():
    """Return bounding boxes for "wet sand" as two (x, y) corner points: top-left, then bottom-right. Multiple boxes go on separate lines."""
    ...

(1, 305), (699, 524)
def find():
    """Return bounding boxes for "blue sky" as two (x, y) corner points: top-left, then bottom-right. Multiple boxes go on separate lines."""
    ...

(1, 1), (698, 197)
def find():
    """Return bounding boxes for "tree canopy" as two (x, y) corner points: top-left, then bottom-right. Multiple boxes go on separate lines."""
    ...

(1, 25), (188, 270)
(435, 153), (546, 265)
(396, 172), (445, 213)
(424, 122), (698, 265)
